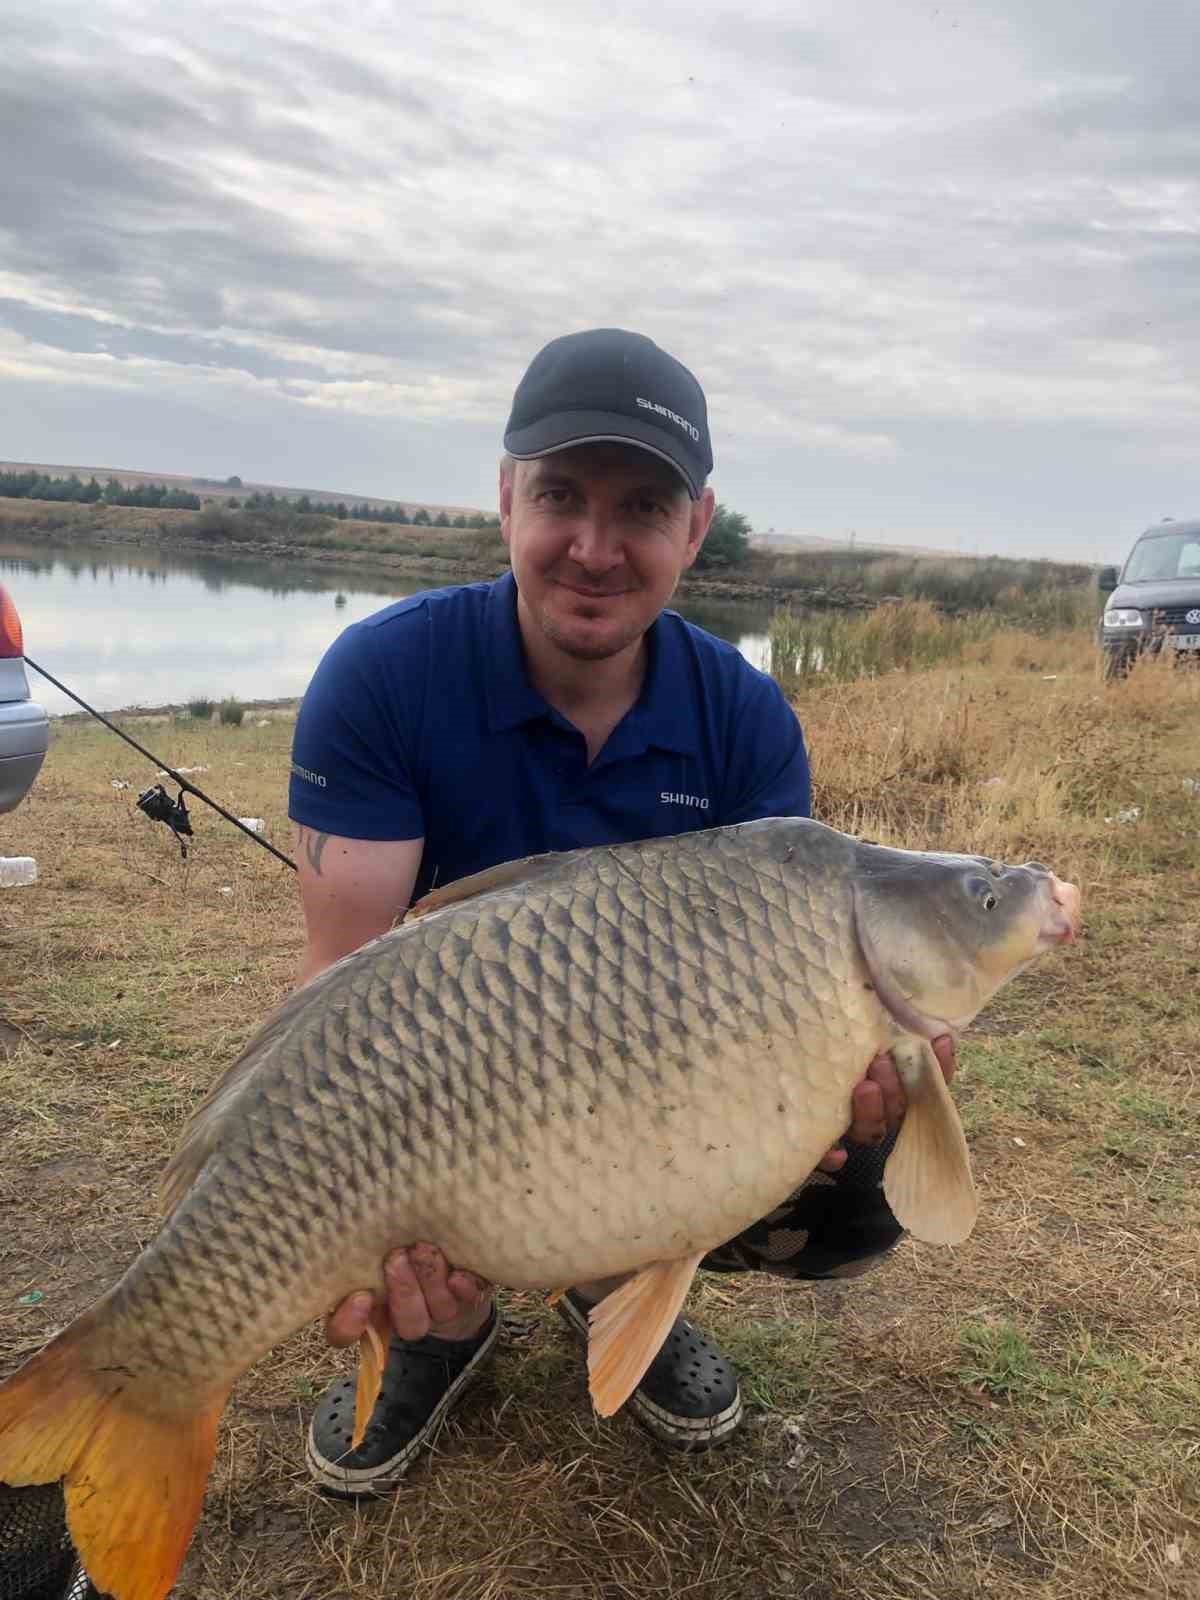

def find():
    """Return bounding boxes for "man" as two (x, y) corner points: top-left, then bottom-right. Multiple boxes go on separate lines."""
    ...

(288, 328), (953, 1498)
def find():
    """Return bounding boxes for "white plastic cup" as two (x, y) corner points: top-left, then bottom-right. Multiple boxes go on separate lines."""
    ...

(0, 857), (37, 888)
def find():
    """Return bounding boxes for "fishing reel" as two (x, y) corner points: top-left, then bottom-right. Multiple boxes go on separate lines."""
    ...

(136, 784), (194, 859)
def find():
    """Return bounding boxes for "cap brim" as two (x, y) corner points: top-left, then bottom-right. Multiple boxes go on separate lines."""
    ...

(503, 410), (704, 499)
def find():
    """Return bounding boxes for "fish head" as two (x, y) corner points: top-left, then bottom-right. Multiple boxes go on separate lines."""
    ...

(851, 843), (1079, 1037)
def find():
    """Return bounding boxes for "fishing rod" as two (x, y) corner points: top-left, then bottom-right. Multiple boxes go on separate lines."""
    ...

(24, 656), (298, 873)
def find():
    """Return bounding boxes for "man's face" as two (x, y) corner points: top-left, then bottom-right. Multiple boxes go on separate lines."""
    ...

(499, 444), (714, 663)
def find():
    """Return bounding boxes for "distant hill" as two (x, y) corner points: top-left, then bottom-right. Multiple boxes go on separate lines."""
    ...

(0, 460), (491, 522)
(752, 530), (971, 560)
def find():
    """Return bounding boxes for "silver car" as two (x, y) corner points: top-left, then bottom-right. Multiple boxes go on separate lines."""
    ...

(0, 583), (49, 813)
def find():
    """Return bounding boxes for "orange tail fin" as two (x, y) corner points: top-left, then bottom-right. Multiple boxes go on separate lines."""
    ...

(0, 1310), (226, 1600)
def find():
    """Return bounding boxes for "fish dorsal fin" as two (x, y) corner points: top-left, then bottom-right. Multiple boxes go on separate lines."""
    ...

(587, 1255), (704, 1417)
(159, 954), (355, 1217)
(405, 851), (564, 922)
(883, 1036), (978, 1246)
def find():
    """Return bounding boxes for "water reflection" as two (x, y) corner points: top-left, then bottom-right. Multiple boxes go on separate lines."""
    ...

(0, 539), (779, 716)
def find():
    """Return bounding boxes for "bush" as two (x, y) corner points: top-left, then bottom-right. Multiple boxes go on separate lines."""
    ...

(696, 503), (751, 569)
(187, 697), (214, 720)
(219, 698), (245, 726)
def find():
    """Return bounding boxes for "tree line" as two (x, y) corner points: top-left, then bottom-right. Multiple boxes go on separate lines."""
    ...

(0, 469), (203, 510)
(239, 491), (500, 529)
(0, 468), (753, 565)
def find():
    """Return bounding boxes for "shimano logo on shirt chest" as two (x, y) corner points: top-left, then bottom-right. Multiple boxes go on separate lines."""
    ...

(661, 791), (709, 810)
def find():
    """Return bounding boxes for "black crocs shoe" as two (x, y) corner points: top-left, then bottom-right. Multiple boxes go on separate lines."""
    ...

(306, 1310), (500, 1498)
(556, 1291), (743, 1451)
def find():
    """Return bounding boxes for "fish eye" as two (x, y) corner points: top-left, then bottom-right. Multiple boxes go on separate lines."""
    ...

(989, 862), (1006, 878)
(966, 873), (999, 909)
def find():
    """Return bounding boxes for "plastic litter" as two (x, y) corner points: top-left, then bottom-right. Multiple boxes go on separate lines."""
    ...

(0, 857), (37, 888)
(110, 779), (129, 790)
(1184, 778), (1200, 796)
(237, 817), (265, 833)
(1105, 806), (1141, 825)
(219, 885), (233, 896)
(157, 765), (209, 777)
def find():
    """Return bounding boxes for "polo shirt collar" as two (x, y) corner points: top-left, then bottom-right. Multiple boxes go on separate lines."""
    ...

(483, 572), (698, 757)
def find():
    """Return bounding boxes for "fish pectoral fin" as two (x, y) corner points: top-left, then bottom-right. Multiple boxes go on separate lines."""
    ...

(352, 1302), (394, 1450)
(883, 1036), (978, 1246)
(0, 1305), (225, 1600)
(587, 1254), (705, 1418)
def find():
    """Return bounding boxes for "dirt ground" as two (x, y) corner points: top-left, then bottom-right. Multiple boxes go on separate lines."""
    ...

(1, 637), (1198, 1599)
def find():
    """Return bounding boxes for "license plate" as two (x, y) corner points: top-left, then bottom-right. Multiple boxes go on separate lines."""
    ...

(1170, 633), (1200, 651)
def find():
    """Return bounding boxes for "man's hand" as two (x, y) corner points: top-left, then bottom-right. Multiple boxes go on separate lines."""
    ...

(324, 1244), (492, 1348)
(817, 1034), (956, 1173)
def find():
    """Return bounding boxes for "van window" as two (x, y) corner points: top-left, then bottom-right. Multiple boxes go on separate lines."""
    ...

(1125, 533), (1200, 583)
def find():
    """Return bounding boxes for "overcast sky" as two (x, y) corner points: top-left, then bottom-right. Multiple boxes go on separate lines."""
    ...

(2, 0), (1197, 560)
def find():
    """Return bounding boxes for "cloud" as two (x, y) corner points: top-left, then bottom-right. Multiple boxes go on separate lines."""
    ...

(1, 0), (1198, 555)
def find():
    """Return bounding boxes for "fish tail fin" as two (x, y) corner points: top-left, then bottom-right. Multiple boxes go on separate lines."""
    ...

(0, 1310), (225, 1600)
(587, 1254), (704, 1417)
(883, 1036), (978, 1246)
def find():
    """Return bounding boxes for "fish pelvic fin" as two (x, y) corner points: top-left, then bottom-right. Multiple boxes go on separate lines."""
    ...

(587, 1254), (705, 1418)
(352, 1302), (394, 1450)
(883, 1036), (978, 1246)
(0, 1310), (225, 1600)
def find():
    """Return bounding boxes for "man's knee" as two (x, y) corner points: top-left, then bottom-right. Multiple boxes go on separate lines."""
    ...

(700, 1133), (904, 1282)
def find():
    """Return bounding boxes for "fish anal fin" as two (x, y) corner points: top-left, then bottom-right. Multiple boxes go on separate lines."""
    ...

(0, 1313), (225, 1600)
(352, 1302), (394, 1449)
(587, 1254), (704, 1418)
(883, 1036), (978, 1246)
(405, 851), (563, 922)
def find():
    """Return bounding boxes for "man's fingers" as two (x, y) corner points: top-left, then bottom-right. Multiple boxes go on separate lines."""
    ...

(323, 1289), (374, 1350)
(932, 1033), (956, 1086)
(846, 1076), (888, 1144)
(385, 1247), (437, 1341)
(447, 1267), (493, 1308)
(865, 1052), (906, 1128)
(408, 1242), (464, 1323)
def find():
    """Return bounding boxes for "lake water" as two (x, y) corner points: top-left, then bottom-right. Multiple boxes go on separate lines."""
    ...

(0, 539), (776, 718)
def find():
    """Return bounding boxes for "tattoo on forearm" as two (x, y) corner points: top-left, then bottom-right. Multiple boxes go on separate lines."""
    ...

(298, 828), (330, 876)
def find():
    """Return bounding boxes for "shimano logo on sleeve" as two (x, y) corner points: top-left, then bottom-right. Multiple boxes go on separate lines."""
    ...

(291, 761), (328, 788)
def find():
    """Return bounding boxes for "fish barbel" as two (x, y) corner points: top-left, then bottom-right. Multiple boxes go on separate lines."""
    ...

(0, 817), (1079, 1600)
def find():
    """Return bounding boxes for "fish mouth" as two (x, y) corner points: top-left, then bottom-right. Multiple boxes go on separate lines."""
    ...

(1038, 873), (1080, 948)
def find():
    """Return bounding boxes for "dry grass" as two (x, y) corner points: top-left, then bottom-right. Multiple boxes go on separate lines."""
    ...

(2, 638), (1199, 1599)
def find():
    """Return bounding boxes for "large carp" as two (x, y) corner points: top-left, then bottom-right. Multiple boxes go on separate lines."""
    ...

(0, 818), (1078, 1600)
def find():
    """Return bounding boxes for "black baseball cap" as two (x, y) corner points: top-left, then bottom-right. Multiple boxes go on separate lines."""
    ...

(503, 328), (713, 499)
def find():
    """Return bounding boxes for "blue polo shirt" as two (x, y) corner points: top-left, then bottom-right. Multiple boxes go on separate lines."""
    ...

(288, 571), (810, 902)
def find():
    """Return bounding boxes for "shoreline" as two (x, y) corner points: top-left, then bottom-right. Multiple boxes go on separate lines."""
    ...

(0, 502), (873, 610)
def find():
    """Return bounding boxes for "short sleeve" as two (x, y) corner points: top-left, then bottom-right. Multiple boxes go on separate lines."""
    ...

(718, 671), (811, 824)
(288, 619), (426, 841)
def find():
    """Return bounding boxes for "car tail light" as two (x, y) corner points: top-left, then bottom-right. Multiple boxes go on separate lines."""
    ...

(0, 585), (24, 658)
